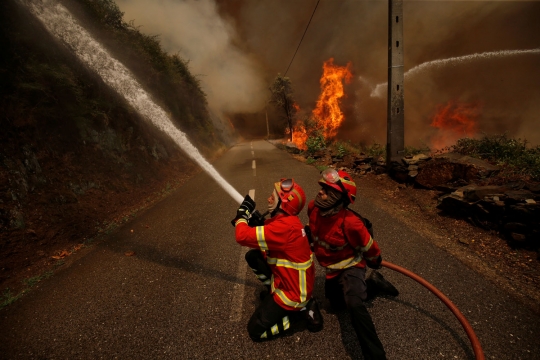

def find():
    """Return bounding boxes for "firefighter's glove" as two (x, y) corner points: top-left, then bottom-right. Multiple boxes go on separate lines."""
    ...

(231, 195), (256, 226)
(366, 255), (383, 269)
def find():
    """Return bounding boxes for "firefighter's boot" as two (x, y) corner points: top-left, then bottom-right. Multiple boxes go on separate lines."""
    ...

(303, 297), (323, 332)
(366, 271), (399, 299)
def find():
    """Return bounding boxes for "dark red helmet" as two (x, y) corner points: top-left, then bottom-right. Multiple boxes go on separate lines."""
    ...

(273, 178), (306, 215)
(318, 168), (357, 204)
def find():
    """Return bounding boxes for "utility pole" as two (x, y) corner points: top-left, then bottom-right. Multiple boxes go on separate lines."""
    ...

(386, 0), (404, 168)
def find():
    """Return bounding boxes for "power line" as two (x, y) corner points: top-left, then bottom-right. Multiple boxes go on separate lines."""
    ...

(284, 0), (320, 76)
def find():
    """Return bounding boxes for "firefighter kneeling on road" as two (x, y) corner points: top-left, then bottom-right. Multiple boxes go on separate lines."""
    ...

(306, 168), (399, 360)
(232, 178), (323, 341)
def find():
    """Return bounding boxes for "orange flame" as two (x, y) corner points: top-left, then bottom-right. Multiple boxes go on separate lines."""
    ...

(430, 100), (481, 150)
(291, 103), (308, 150)
(312, 58), (352, 139)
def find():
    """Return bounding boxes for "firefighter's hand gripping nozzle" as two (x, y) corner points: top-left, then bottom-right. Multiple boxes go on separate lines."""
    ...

(231, 195), (256, 226)
(230, 195), (270, 227)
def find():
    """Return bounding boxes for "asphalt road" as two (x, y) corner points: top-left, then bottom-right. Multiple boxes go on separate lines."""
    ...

(1, 140), (539, 359)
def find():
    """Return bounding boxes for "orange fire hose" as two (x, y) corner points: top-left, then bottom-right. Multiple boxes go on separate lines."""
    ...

(382, 260), (485, 360)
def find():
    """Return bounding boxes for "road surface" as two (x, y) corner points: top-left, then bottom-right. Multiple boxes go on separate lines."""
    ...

(1, 140), (538, 359)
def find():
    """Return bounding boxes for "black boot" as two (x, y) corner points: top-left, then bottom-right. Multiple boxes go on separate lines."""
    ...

(303, 298), (323, 332)
(366, 271), (399, 298)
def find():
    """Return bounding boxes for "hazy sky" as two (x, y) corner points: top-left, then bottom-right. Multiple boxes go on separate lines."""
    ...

(116, 0), (540, 147)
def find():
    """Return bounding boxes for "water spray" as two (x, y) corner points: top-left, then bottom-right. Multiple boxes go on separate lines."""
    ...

(370, 48), (540, 98)
(23, 0), (244, 204)
(23, 2), (487, 356)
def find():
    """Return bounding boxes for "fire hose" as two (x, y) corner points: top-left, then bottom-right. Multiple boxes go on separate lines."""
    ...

(382, 260), (485, 360)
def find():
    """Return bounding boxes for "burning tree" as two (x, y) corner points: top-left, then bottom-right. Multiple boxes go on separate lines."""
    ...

(269, 74), (298, 141)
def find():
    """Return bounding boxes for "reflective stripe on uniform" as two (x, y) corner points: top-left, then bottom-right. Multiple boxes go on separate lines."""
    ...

(266, 254), (313, 271)
(256, 226), (268, 251)
(283, 316), (290, 330)
(274, 288), (310, 309)
(235, 218), (248, 226)
(355, 236), (373, 253)
(267, 254), (313, 304)
(326, 253), (363, 271)
(315, 238), (348, 251)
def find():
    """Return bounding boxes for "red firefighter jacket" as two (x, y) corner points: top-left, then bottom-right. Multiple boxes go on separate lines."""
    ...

(235, 213), (314, 311)
(307, 200), (381, 279)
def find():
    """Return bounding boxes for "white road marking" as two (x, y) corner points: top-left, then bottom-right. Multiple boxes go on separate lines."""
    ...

(251, 151), (254, 156)
(229, 188), (255, 322)
(252, 160), (256, 176)
(252, 160), (256, 169)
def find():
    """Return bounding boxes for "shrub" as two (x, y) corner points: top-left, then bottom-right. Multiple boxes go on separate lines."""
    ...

(452, 134), (540, 181)
(306, 131), (326, 154)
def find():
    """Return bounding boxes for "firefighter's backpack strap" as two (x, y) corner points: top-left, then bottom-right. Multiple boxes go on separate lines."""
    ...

(345, 208), (374, 238)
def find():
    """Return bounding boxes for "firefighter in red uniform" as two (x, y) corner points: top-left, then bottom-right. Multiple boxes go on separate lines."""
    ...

(307, 168), (399, 360)
(232, 178), (323, 341)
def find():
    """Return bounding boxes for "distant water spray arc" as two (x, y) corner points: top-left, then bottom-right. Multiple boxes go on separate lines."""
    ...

(370, 48), (540, 98)
(22, 0), (244, 204)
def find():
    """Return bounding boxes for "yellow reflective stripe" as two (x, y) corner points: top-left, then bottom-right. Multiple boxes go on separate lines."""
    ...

(299, 267), (307, 303)
(260, 331), (267, 339)
(235, 218), (248, 226)
(326, 253), (363, 270)
(266, 253), (313, 270)
(257, 274), (267, 280)
(271, 324), (279, 335)
(262, 279), (271, 285)
(283, 316), (290, 330)
(292, 188), (304, 208)
(341, 178), (356, 188)
(274, 288), (310, 309)
(316, 239), (347, 251)
(256, 226), (268, 251)
(356, 237), (373, 253)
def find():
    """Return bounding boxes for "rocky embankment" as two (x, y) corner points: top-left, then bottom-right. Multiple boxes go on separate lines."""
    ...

(307, 148), (540, 249)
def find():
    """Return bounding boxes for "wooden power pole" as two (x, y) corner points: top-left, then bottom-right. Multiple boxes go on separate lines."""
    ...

(386, 0), (404, 168)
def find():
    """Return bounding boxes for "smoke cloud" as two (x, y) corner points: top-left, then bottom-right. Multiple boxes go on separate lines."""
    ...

(118, 0), (540, 147)
(115, 0), (267, 119)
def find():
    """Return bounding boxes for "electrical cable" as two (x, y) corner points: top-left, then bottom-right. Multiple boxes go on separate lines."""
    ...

(382, 260), (485, 360)
(284, 0), (320, 76)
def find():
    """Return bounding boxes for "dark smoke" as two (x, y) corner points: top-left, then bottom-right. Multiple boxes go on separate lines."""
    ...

(117, 0), (540, 146)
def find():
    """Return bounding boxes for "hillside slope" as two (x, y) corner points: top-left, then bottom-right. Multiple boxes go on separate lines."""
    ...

(0, 0), (229, 300)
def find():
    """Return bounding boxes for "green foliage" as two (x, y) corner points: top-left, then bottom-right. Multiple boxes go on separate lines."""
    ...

(402, 145), (430, 157)
(306, 158), (316, 164)
(0, 289), (23, 310)
(365, 143), (386, 159)
(81, 0), (125, 29)
(451, 134), (540, 180)
(23, 271), (53, 288)
(306, 131), (326, 154)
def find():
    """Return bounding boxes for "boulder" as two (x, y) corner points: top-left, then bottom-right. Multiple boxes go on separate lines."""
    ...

(415, 153), (500, 189)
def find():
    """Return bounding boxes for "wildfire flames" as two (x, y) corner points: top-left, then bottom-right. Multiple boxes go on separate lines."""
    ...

(430, 100), (481, 150)
(291, 58), (352, 149)
(291, 103), (309, 149)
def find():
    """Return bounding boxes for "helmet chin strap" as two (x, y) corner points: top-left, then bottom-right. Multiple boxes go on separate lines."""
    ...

(270, 198), (282, 217)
